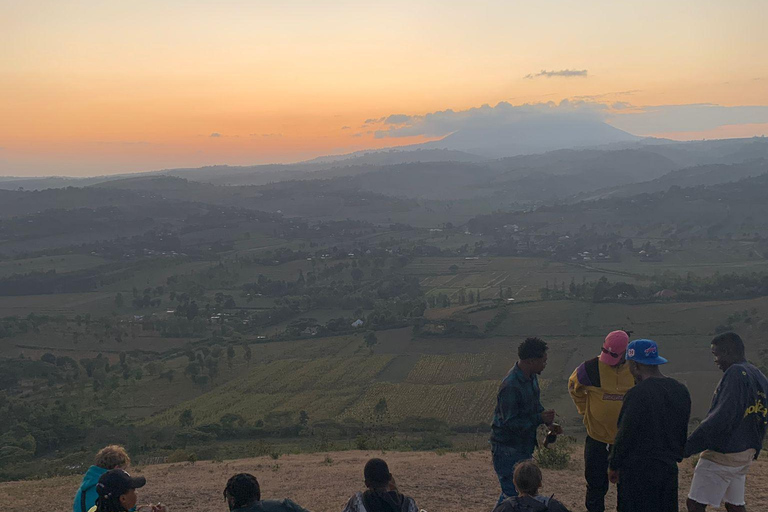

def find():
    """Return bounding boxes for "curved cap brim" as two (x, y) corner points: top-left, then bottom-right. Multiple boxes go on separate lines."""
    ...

(130, 476), (147, 489)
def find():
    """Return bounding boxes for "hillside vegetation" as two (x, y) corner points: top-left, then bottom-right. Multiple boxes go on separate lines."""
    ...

(4, 137), (768, 482)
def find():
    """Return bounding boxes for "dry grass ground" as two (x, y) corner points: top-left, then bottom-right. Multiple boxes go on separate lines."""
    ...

(2, 449), (767, 512)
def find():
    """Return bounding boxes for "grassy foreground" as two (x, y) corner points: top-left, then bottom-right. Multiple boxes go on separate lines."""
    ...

(2, 448), (767, 512)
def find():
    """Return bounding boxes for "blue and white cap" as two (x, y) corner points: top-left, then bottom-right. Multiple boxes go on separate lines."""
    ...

(626, 339), (668, 365)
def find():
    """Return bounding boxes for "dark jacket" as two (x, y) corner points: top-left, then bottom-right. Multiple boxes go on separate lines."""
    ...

(341, 490), (418, 512)
(232, 499), (311, 512)
(492, 495), (571, 512)
(685, 362), (768, 458)
(490, 364), (545, 451)
(609, 376), (691, 470)
(73, 466), (108, 512)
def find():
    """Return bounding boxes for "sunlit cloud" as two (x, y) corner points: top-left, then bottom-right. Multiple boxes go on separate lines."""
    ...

(524, 69), (588, 79)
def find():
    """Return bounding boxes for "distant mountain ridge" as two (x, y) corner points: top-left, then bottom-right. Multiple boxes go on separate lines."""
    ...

(419, 117), (640, 158)
(0, 137), (767, 203)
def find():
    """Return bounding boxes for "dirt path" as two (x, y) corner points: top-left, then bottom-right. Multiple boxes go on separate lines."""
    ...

(2, 449), (767, 512)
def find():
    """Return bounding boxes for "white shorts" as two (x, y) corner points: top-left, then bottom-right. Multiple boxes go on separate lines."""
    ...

(688, 457), (752, 507)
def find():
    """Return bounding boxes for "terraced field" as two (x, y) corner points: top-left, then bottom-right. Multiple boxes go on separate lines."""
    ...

(341, 380), (500, 425)
(147, 355), (395, 426)
(404, 353), (508, 384)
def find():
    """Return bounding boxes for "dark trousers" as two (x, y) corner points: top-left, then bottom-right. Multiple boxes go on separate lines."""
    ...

(584, 435), (610, 512)
(491, 443), (534, 506)
(617, 459), (679, 512)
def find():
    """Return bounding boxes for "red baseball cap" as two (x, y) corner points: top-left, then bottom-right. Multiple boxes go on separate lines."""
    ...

(600, 330), (629, 365)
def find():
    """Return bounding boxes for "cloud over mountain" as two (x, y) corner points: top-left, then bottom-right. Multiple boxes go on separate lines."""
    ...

(371, 101), (768, 142)
(374, 100), (608, 139)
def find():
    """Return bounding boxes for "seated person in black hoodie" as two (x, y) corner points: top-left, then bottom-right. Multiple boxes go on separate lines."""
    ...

(341, 458), (419, 512)
(224, 473), (310, 512)
(492, 460), (570, 512)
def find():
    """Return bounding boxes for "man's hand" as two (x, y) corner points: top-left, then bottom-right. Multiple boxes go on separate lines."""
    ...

(550, 423), (564, 435)
(151, 504), (169, 512)
(608, 469), (619, 484)
(541, 409), (556, 425)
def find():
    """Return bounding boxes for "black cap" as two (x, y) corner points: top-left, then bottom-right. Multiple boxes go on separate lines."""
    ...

(97, 469), (146, 499)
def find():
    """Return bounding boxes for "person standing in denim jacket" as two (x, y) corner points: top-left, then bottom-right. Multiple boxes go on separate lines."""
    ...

(490, 337), (560, 506)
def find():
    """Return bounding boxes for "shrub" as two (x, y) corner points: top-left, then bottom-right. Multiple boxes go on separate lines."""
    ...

(167, 449), (194, 463)
(409, 432), (453, 451)
(194, 445), (221, 461)
(534, 443), (570, 470)
(245, 441), (276, 457)
(173, 428), (215, 447)
(355, 434), (370, 450)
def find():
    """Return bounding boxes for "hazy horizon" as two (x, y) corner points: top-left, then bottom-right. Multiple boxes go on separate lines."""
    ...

(2, 0), (767, 177)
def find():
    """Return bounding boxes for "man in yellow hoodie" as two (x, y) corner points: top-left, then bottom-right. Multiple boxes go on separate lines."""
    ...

(568, 330), (634, 512)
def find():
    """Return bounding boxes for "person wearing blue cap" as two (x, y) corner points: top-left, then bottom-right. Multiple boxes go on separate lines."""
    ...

(607, 339), (691, 512)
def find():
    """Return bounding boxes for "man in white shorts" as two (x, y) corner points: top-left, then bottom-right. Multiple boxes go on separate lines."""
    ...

(685, 332), (768, 512)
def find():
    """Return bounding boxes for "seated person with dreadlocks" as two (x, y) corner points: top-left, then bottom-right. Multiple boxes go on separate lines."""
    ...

(492, 460), (571, 512)
(224, 473), (311, 512)
(90, 469), (167, 512)
(341, 458), (419, 512)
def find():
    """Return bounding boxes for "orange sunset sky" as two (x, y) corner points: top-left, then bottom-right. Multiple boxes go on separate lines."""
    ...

(2, 0), (767, 176)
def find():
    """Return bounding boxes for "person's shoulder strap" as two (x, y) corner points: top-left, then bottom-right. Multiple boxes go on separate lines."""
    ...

(81, 487), (88, 512)
(546, 495), (571, 512)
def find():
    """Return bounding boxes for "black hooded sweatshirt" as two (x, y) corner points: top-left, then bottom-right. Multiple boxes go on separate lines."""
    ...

(361, 490), (412, 512)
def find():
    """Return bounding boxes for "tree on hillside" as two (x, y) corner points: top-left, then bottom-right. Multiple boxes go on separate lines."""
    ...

(227, 345), (236, 368)
(374, 397), (389, 421)
(364, 331), (377, 348)
(220, 413), (245, 429)
(179, 409), (194, 427)
(114, 293), (124, 308)
(243, 343), (252, 365)
(185, 362), (201, 380)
